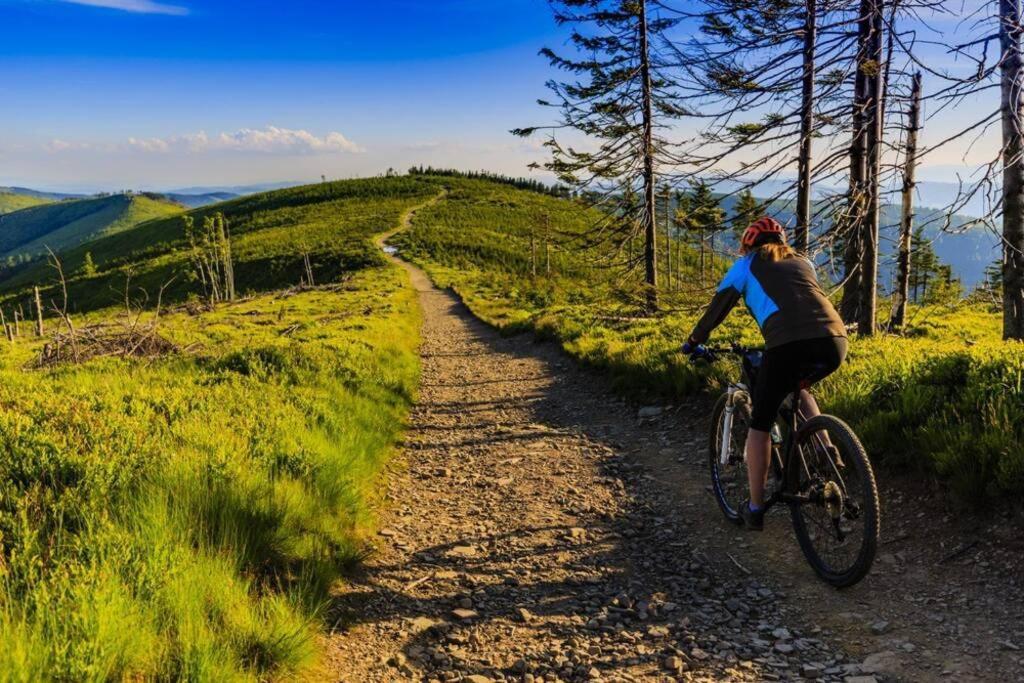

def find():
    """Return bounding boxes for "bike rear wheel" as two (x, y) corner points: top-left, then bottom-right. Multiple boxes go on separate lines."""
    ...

(789, 414), (880, 588)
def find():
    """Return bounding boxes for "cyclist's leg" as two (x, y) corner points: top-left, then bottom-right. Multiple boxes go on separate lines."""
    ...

(796, 337), (848, 443)
(747, 347), (796, 507)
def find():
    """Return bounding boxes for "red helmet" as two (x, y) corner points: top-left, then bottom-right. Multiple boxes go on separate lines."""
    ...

(741, 216), (785, 248)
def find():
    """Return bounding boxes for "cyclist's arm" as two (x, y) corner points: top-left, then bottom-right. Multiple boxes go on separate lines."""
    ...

(687, 258), (747, 345)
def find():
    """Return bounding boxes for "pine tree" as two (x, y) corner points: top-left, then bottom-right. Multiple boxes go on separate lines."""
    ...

(731, 189), (760, 241)
(515, 0), (687, 312)
(81, 252), (97, 277)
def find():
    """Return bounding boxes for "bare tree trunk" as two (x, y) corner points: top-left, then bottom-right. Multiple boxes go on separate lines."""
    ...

(1001, 0), (1024, 339)
(542, 213), (552, 275)
(530, 225), (537, 277)
(639, 1), (659, 312)
(699, 228), (706, 284)
(858, 0), (885, 336)
(891, 71), (922, 331)
(34, 286), (44, 336)
(663, 189), (672, 291)
(841, 0), (873, 324)
(796, 0), (817, 253)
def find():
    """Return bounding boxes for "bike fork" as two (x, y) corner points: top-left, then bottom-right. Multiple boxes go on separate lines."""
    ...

(720, 386), (738, 466)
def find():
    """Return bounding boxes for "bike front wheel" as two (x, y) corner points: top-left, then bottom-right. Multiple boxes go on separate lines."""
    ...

(789, 414), (880, 588)
(708, 391), (751, 524)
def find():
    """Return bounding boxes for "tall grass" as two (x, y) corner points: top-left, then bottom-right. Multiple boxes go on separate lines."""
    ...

(0, 175), (437, 678)
(0, 266), (420, 679)
(397, 176), (1024, 504)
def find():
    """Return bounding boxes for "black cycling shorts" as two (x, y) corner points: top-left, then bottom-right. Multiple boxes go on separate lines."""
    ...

(750, 336), (847, 431)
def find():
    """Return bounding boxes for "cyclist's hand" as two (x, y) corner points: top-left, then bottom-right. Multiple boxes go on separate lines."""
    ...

(682, 341), (712, 362)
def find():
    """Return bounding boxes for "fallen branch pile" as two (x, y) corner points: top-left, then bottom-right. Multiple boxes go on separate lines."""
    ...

(35, 321), (180, 368)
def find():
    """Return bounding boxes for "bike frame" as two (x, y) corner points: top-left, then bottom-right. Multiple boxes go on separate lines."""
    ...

(704, 342), (847, 513)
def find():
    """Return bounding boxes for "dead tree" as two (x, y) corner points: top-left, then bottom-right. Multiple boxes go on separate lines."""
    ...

(796, 0), (818, 253)
(34, 286), (44, 336)
(858, 0), (885, 336)
(891, 71), (922, 331)
(1001, 0), (1024, 339)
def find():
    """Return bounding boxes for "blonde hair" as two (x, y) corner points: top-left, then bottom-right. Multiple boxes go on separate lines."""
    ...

(742, 241), (797, 262)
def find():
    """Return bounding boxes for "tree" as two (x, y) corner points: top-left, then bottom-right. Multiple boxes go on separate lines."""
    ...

(731, 188), (760, 241)
(81, 252), (97, 277)
(1000, 0), (1024, 339)
(909, 226), (938, 303)
(980, 258), (1004, 302)
(679, 180), (725, 284)
(890, 71), (922, 332)
(795, 0), (818, 253)
(515, 0), (687, 312)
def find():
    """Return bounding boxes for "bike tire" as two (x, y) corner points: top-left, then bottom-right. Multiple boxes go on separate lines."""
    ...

(789, 414), (880, 588)
(708, 392), (750, 525)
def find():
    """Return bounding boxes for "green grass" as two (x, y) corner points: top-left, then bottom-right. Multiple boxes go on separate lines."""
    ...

(0, 176), (442, 679)
(0, 193), (52, 216)
(0, 194), (183, 263)
(395, 175), (1024, 504)
(0, 177), (441, 313)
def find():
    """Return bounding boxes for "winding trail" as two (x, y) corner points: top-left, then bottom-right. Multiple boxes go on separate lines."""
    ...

(326, 198), (1022, 682)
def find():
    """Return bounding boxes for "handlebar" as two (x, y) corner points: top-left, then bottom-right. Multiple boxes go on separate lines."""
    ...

(682, 341), (765, 363)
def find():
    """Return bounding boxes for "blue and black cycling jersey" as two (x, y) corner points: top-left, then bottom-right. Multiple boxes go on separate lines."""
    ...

(689, 253), (846, 349)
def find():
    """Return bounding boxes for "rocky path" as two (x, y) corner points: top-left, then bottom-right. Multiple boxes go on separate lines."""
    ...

(327, 213), (1023, 682)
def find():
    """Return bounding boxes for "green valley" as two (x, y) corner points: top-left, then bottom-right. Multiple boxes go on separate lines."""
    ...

(0, 193), (183, 265)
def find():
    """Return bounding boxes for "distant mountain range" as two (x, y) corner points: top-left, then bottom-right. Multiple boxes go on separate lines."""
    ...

(712, 191), (997, 289)
(0, 193), (184, 263)
(167, 181), (304, 196)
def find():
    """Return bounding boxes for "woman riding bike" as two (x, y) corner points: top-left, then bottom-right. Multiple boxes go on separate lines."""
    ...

(683, 217), (847, 531)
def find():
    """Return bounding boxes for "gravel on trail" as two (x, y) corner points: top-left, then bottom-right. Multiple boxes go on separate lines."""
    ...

(328, 224), (1023, 682)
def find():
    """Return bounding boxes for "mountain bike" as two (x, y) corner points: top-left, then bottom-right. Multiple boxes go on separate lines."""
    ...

(694, 343), (880, 588)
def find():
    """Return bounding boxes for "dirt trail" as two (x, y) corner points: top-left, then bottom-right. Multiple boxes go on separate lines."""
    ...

(327, 205), (1022, 682)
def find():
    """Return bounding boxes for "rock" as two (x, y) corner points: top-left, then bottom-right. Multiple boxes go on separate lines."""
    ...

(464, 676), (493, 683)
(861, 651), (898, 674)
(844, 677), (879, 683)
(451, 608), (478, 621)
(802, 664), (823, 679)
(457, 597), (474, 609)
(663, 656), (683, 670)
(775, 642), (795, 655)
(378, 528), (398, 537)
(690, 647), (710, 660)
(435, 467), (453, 477)
(449, 545), (477, 557)
(870, 620), (891, 635)
(586, 666), (601, 679)
(638, 406), (664, 419)
(772, 627), (792, 640)
(515, 607), (534, 623)
(409, 616), (439, 632)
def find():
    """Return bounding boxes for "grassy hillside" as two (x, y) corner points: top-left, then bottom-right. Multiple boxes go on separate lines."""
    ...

(395, 175), (1024, 504)
(0, 194), (183, 262)
(0, 177), (440, 312)
(0, 192), (52, 215)
(0, 176), (438, 679)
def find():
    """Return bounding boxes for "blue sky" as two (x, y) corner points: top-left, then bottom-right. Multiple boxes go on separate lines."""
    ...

(0, 0), (1004, 192)
(0, 0), (561, 191)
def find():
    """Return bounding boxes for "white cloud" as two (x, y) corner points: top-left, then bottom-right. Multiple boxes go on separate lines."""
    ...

(126, 137), (170, 153)
(128, 126), (364, 155)
(58, 0), (189, 15)
(44, 139), (92, 153)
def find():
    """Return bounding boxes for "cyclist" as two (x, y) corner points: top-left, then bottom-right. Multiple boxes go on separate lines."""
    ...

(683, 217), (847, 531)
